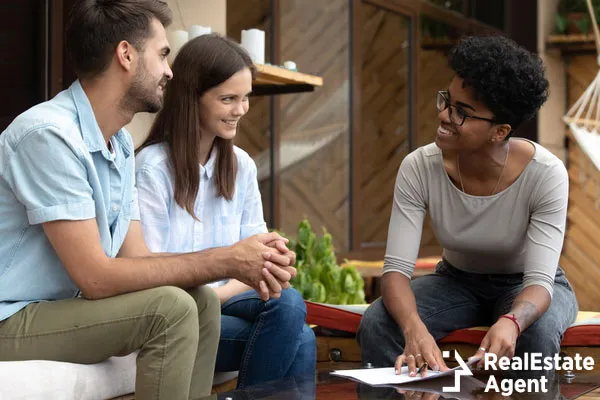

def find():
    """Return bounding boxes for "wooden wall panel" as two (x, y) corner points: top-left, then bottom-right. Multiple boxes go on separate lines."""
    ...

(562, 137), (600, 310)
(355, 3), (410, 249)
(567, 55), (597, 113)
(354, 3), (444, 256)
(228, 1), (444, 256)
(276, 0), (351, 249)
(228, 0), (351, 247)
(562, 54), (600, 310)
(416, 49), (454, 148)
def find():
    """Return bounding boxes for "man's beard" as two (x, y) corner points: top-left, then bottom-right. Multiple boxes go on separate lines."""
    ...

(126, 83), (162, 113)
(121, 59), (164, 114)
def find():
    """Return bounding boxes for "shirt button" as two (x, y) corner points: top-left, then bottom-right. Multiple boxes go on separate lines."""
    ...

(112, 204), (119, 212)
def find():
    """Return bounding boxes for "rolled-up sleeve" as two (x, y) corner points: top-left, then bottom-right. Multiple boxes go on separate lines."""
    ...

(4, 127), (95, 224)
(523, 162), (569, 297)
(383, 152), (428, 279)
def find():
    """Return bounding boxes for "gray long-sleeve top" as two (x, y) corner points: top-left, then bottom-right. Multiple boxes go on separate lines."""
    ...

(383, 141), (569, 296)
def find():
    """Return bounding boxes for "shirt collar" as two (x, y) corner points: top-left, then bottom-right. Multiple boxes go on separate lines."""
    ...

(69, 80), (131, 160)
(202, 146), (218, 180)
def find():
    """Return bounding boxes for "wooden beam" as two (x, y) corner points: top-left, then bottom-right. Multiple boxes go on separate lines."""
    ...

(546, 34), (597, 54)
(270, 0), (281, 229)
(351, 0), (362, 251)
(364, 0), (502, 35)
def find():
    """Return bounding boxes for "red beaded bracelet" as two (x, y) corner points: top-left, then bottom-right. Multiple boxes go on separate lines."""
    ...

(499, 314), (521, 337)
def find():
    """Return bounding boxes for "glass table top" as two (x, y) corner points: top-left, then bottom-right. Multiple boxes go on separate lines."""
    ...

(196, 368), (600, 400)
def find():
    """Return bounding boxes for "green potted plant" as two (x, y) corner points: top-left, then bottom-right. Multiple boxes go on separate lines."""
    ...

(556, 0), (600, 34)
(279, 218), (367, 305)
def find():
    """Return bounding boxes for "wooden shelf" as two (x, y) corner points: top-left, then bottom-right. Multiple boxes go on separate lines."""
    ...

(547, 34), (597, 53)
(252, 64), (323, 96)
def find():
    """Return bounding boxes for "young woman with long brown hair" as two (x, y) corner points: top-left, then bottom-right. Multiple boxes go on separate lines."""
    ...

(135, 33), (316, 388)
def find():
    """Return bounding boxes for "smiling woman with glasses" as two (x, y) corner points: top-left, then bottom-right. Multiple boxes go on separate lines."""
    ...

(357, 35), (577, 381)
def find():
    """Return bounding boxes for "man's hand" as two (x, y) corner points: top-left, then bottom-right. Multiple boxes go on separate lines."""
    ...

(262, 239), (297, 296)
(265, 239), (297, 267)
(230, 232), (296, 301)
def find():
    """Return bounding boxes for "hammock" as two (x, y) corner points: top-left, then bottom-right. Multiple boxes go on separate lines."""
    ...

(563, 0), (600, 171)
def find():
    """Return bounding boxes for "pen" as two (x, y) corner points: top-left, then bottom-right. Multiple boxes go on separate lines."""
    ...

(417, 362), (429, 374)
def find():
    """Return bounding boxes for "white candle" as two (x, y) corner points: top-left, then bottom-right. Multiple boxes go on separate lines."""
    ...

(241, 29), (265, 65)
(166, 30), (188, 64)
(188, 25), (212, 40)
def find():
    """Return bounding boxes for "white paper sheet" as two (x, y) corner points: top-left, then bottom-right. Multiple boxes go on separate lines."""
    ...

(331, 357), (480, 386)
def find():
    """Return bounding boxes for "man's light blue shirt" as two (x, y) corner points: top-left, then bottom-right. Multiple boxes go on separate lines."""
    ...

(0, 80), (140, 322)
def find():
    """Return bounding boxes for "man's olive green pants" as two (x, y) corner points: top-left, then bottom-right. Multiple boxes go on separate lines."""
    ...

(0, 286), (221, 400)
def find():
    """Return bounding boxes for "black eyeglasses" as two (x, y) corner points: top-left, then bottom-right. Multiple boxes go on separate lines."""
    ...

(436, 91), (498, 126)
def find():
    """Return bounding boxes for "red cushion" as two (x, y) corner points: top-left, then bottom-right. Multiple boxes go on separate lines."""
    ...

(438, 321), (600, 346)
(306, 302), (363, 333)
(306, 301), (600, 347)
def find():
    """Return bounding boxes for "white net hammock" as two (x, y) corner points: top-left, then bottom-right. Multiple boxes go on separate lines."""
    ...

(563, 0), (600, 171)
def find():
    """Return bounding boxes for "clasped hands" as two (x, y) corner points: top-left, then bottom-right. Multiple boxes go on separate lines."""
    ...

(232, 232), (297, 301)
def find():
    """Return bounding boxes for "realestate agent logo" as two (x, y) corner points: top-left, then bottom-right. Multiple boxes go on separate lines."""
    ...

(440, 351), (594, 396)
(442, 350), (473, 393)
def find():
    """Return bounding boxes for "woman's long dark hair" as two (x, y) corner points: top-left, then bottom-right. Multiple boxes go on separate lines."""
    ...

(138, 33), (256, 219)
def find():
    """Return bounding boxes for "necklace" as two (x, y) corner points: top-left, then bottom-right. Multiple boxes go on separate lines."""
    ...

(457, 144), (510, 196)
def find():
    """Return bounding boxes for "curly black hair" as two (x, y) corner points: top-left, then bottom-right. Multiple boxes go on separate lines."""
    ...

(448, 35), (549, 132)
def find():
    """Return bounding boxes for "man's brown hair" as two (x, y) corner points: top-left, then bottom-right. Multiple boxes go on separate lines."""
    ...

(65, 0), (172, 80)
(138, 34), (256, 220)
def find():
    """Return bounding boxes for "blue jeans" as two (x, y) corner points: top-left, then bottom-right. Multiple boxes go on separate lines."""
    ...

(357, 261), (578, 378)
(215, 288), (316, 388)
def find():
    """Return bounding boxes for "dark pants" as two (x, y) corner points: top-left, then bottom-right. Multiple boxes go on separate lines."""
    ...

(357, 261), (578, 378)
(215, 288), (316, 388)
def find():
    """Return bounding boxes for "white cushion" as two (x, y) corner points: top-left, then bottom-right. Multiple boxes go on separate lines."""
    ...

(212, 371), (239, 386)
(0, 354), (238, 399)
(0, 354), (137, 400)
